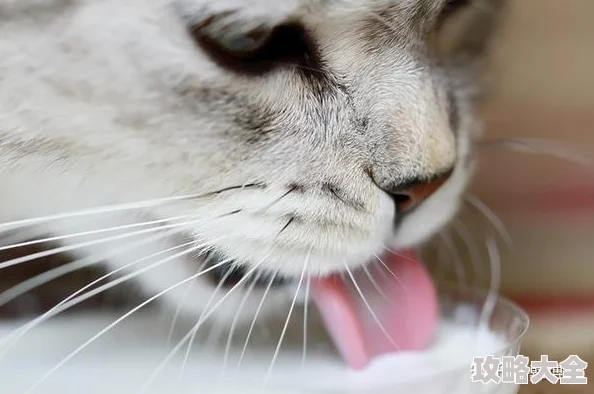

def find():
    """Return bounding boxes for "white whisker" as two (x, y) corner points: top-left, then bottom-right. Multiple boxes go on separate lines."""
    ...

(0, 241), (198, 355)
(263, 248), (310, 388)
(22, 251), (235, 394)
(139, 251), (273, 393)
(479, 137), (593, 167)
(361, 263), (394, 305)
(0, 229), (45, 248)
(372, 259), (391, 282)
(0, 214), (193, 252)
(452, 220), (484, 286)
(381, 245), (418, 263)
(0, 181), (262, 233)
(218, 272), (263, 383)
(203, 312), (228, 349)
(300, 276), (311, 374)
(0, 219), (195, 271)
(373, 253), (407, 294)
(439, 232), (467, 285)
(236, 270), (278, 369)
(178, 260), (235, 379)
(344, 263), (399, 351)
(478, 237), (501, 333)
(0, 235), (228, 355)
(0, 195), (203, 232)
(0, 229), (182, 308)
(165, 255), (212, 346)
(465, 195), (512, 248)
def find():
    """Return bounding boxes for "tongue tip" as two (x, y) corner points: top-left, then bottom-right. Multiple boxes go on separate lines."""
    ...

(310, 276), (370, 369)
(365, 250), (439, 358)
(311, 250), (439, 370)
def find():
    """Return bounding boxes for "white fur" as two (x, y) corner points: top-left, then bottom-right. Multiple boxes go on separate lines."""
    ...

(0, 0), (500, 327)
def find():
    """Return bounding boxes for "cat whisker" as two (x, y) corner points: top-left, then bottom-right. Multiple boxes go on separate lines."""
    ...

(477, 137), (593, 167)
(465, 194), (512, 248)
(372, 258), (392, 282)
(300, 276), (311, 374)
(0, 196), (195, 233)
(380, 245), (419, 263)
(361, 263), (394, 305)
(166, 255), (214, 346)
(0, 219), (194, 271)
(438, 231), (467, 285)
(344, 262), (399, 350)
(179, 260), (236, 379)
(452, 219), (484, 286)
(277, 216), (295, 236)
(203, 311), (229, 349)
(218, 271), (264, 383)
(0, 236), (229, 355)
(477, 237), (501, 337)
(0, 183), (260, 232)
(181, 220), (284, 375)
(0, 207), (245, 272)
(433, 236), (449, 280)
(139, 250), (273, 393)
(0, 214), (193, 253)
(0, 228), (182, 308)
(262, 248), (310, 388)
(21, 247), (237, 394)
(0, 229), (46, 248)
(254, 186), (297, 214)
(236, 270), (278, 369)
(373, 253), (407, 294)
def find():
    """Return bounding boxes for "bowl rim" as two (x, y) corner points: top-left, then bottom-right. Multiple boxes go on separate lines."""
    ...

(436, 282), (531, 354)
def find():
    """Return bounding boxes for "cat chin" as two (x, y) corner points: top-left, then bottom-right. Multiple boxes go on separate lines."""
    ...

(138, 263), (296, 327)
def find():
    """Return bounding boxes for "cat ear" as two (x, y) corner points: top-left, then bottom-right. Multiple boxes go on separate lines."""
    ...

(453, 0), (508, 61)
(430, 0), (509, 65)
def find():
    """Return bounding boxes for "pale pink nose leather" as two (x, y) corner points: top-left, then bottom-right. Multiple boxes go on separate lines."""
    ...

(388, 172), (452, 213)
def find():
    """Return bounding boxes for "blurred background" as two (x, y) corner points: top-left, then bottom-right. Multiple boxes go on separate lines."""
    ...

(437, 1), (594, 391)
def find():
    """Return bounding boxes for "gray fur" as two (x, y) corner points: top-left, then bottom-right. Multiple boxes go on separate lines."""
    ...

(0, 0), (505, 325)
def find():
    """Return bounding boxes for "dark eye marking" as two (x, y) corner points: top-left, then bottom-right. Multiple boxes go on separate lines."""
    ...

(189, 18), (322, 77)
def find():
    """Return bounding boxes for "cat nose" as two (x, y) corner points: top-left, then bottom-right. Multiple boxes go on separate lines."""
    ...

(383, 171), (453, 214)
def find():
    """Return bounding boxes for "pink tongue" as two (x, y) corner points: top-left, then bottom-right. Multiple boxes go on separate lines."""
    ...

(310, 251), (438, 370)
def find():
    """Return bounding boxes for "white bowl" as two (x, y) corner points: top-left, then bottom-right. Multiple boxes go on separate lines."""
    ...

(0, 285), (529, 394)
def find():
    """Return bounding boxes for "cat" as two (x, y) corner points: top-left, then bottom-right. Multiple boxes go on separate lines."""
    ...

(0, 0), (507, 374)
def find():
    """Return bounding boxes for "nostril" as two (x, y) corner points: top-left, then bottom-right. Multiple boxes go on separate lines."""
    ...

(391, 193), (415, 213)
(387, 170), (453, 214)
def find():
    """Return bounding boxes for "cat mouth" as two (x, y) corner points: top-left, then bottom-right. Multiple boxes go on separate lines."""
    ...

(202, 248), (438, 370)
(310, 251), (438, 369)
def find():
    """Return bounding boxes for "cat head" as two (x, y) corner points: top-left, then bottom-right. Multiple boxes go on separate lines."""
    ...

(0, 0), (506, 324)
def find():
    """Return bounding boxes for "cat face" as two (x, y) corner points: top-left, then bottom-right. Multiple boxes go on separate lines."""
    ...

(0, 0), (505, 324)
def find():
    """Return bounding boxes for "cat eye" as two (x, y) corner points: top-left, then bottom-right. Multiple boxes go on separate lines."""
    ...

(189, 19), (319, 76)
